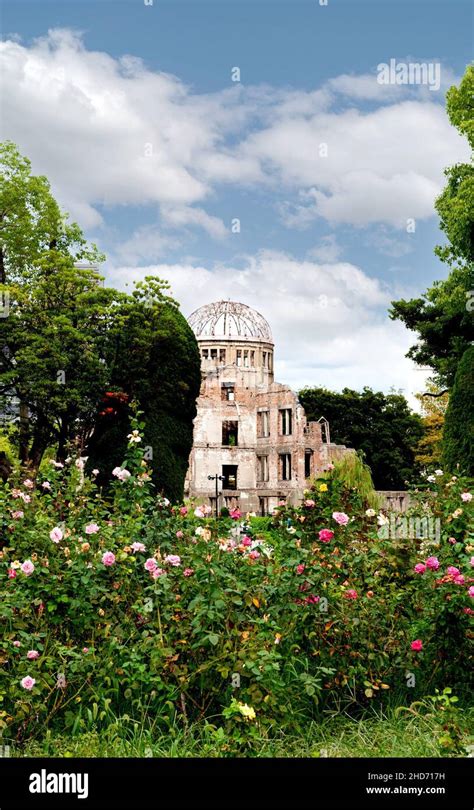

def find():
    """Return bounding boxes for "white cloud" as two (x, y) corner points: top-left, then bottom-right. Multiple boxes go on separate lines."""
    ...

(114, 226), (179, 264)
(108, 250), (427, 406)
(160, 206), (228, 239)
(327, 63), (458, 101)
(0, 30), (224, 219)
(246, 101), (468, 228)
(363, 228), (414, 258)
(0, 30), (469, 234)
(307, 235), (343, 262)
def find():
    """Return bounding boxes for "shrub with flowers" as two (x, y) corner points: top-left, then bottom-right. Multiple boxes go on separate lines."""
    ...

(0, 426), (472, 749)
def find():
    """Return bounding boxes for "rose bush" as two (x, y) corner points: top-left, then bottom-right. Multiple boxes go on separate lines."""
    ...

(0, 426), (472, 746)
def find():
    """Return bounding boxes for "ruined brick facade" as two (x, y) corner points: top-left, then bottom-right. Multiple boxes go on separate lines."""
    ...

(185, 301), (351, 515)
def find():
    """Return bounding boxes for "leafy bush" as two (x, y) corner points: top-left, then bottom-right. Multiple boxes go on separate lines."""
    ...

(443, 345), (474, 475)
(0, 425), (472, 751)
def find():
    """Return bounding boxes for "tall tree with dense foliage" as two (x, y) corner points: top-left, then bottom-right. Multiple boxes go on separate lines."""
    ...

(0, 144), (201, 499)
(0, 141), (113, 463)
(414, 382), (449, 470)
(442, 346), (474, 475)
(86, 279), (202, 502)
(0, 141), (101, 284)
(390, 66), (474, 388)
(298, 386), (423, 489)
(1, 251), (119, 466)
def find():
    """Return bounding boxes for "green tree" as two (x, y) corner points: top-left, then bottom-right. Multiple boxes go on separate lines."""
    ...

(0, 142), (112, 464)
(414, 382), (449, 469)
(0, 144), (201, 498)
(442, 346), (474, 475)
(0, 251), (120, 466)
(435, 65), (474, 269)
(86, 278), (202, 502)
(0, 141), (101, 284)
(390, 66), (474, 388)
(298, 386), (423, 489)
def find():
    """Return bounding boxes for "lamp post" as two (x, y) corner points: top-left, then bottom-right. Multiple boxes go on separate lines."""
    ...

(208, 474), (224, 518)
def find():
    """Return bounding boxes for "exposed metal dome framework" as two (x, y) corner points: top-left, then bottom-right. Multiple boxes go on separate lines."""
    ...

(188, 300), (273, 343)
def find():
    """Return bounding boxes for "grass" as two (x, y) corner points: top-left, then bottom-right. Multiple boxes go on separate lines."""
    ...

(11, 706), (474, 758)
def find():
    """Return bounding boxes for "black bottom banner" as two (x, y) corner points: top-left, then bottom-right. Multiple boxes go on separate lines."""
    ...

(0, 757), (471, 810)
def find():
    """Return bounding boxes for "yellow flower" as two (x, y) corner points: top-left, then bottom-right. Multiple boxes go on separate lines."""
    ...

(319, 484), (328, 492)
(237, 702), (256, 720)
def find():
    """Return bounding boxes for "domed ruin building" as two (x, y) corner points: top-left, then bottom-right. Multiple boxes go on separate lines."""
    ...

(185, 300), (351, 515)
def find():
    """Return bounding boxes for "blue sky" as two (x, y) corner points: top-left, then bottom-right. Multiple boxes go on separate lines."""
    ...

(1, 0), (472, 401)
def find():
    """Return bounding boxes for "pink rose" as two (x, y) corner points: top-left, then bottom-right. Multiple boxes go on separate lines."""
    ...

(21, 676), (36, 690)
(164, 555), (181, 567)
(20, 560), (34, 575)
(152, 567), (165, 579)
(447, 566), (460, 577)
(468, 586), (474, 598)
(85, 523), (100, 535)
(230, 509), (242, 520)
(241, 536), (252, 547)
(248, 550), (260, 560)
(411, 639), (423, 651)
(454, 574), (465, 585)
(461, 492), (472, 502)
(23, 479), (34, 489)
(41, 481), (51, 490)
(304, 499), (315, 508)
(470, 557), (474, 568)
(448, 537), (457, 545)
(12, 640), (21, 647)
(131, 542), (146, 553)
(49, 527), (63, 543)
(82, 647), (89, 653)
(27, 650), (40, 660)
(344, 589), (358, 600)
(144, 558), (158, 572)
(101, 551), (115, 567)
(319, 529), (334, 542)
(179, 507), (188, 516)
(296, 564), (305, 575)
(112, 467), (131, 481)
(425, 556), (439, 570)
(8, 568), (17, 579)
(183, 568), (194, 577)
(12, 511), (24, 519)
(414, 563), (426, 574)
(176, 531), (184, 538)
(332, 512), (349, 525)
(194, 507), (205, 518)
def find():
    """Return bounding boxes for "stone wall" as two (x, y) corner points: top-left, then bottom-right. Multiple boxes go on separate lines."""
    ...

(376, 491), (411, 512)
